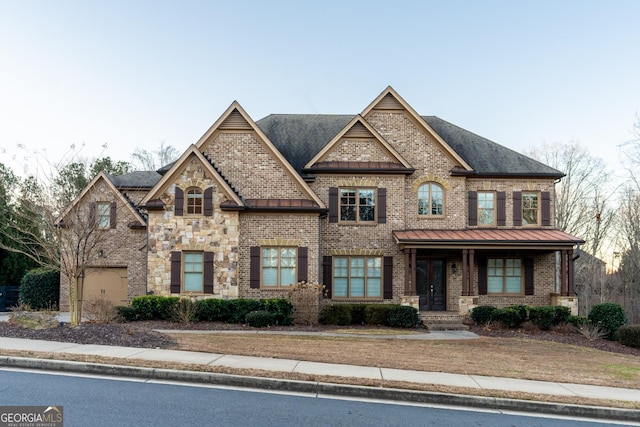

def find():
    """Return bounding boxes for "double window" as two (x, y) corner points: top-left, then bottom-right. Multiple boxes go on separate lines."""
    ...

(262, 247), (297, 287)
(340, 188), (375, 222)
(418, 183), (443, 216)
(487, 258), (522, 294)
(333, 256), (382, 298)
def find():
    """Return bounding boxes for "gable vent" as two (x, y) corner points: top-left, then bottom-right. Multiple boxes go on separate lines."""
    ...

(374, 94), (404, 110)
(344, 122), (374, 138)
(219, 109), (253, 130)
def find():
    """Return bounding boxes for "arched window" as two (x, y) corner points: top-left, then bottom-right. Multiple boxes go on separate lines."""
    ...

(186, 188), (203, 214)
(418, 183), (444, 216)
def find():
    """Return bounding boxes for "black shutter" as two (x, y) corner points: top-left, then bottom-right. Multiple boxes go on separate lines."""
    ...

(513, 191), (522, 226)
(322, 256), (332, 298)
(468, 191), (477, 226)
(524, 258), (534, 295)
(170, 251), (181, 294)
(328, 187), (338, 223)
(250, 246), (260, 289)
(541, 191), (551, 226)
(175, 187), (184, 216)
(110, 202), (117, 229)
(478, 257), (487, 295)
(204, 252), (214, 294)
(89, 202), (96, 226)
(204, 187), (213, 216)
(297, 247), (308, 283)
(497, 191), (506, 226)
(383, 256), (393, 299)
(377, 188), (387, 224)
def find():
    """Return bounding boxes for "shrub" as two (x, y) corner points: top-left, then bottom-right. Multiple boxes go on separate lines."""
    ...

(245, 310), (276, 328)
(195, 298), (230, 322)
(494, 305), (528, 328)
(130, 295), (179, 320)
(83, 296), (118, 323)
(568, 315), (588, 328)
(529, 306), (556, 331)
(259, 298), (293, 325)
(350, 304), (368, 325)
(471, 305), (496, 325)
(618, 325), (640, 349)
(588, 302), (627, 340)
(19, 268), (60, 310)
(288, 282), (325, 326)
(552, 306), (571, 325)
(116, 305), (139, 322)
(577, 322), (607, 341)
(9, 303), (59, 330)
(387, 305), (419, 328)
(365, 304), (395, 326)
(172, 298), (197, 324)
(227, 299), (262, 323)
(319, 304), (352, 325)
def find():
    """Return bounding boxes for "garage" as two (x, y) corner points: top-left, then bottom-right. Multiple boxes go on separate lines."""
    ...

(82, 267), (129, 306)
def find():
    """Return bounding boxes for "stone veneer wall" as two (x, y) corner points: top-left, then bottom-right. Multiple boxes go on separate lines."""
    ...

(146, 159), (240, 298)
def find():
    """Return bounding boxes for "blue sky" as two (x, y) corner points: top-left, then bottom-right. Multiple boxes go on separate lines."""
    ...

(1, 0), (638, 179)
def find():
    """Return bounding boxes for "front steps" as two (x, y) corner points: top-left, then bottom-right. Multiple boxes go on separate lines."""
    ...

(419, 311), (470, 331)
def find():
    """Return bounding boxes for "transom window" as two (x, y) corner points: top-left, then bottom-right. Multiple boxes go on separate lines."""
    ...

(340, 188), (376, 222)
(187, 188), (203, 215)
(522, 192), (539, 225)
(183, 252), (204, 292)
(487, 258), (522, 294)
(478, 192), (495, 225)
(333, 256), (382, 298)
(418, 183), (443, 216)
(262, 247), (297, 287)
(97, 202), (111, 228)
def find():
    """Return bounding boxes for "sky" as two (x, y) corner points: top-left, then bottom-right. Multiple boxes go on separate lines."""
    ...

(1, 0), (639, 182)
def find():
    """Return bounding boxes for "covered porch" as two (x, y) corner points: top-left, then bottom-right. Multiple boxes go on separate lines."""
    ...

(393, 228), (585, 319)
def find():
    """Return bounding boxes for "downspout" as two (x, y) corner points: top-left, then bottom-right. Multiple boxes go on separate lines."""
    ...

(318, 215), (322, 284)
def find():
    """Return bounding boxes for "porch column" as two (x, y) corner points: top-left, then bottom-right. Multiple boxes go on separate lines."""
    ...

(560, 250), (567, 296)
(410, 248), (417, 295)
(468, 249), (475, 296)
(462, 249), (469, 296)
(404, 249), (411, 295)
(568, 249), (575, 296)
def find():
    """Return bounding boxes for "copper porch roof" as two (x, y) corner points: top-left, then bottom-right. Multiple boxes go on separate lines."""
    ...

(393, 228), (584, 249)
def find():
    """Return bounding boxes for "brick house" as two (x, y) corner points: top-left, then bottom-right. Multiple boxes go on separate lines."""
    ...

(60, 86), (583, 319)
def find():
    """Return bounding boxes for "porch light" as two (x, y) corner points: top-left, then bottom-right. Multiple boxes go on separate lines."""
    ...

(451, 262), (457, 274)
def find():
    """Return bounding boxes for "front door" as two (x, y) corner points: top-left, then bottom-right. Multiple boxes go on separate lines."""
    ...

(416, 258), (446, 311)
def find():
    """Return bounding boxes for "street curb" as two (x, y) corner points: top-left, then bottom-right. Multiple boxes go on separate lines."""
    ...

(1, 356), (639, 422)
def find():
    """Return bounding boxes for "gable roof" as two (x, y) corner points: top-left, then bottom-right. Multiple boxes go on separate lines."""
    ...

(109, 171), (162, 189)
(139, 145), (245, 207)
(303, 114), (413, 172)
(257, 114), (564, 178)
(58, 171), (148, 226)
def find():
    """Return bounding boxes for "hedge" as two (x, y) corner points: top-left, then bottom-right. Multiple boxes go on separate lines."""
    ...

(19, 268), (60, 310)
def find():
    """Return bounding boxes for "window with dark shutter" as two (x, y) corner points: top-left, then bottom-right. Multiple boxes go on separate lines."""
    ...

(541, 192), (551, 226)
(170, 251), (181, 294)
(478, 258), (487, 295)
(297, 247), (308, 283)
(204, 187), (213, 217)
(322, 256), (332, 298)
(110, 202), (117, 229)
(468, 191), (478, 226)
(524, 258), (534, 295)
(175, 187), (184, 216)
(249, 246), (260, 289)
(203, 252), (214, 293)
(89, 202), (97, 226)
(383, 256), (393, 299)
(497, 192), (506, 226)
(328, 187), (338, 223)
(377, 188), (387, 224)
(513, 191), (522, 226)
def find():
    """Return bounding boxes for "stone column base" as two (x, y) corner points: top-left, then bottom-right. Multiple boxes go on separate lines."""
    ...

(458, 296), (478, 316)
(550, 293), (579, 316)
(400, 296), (419, 311)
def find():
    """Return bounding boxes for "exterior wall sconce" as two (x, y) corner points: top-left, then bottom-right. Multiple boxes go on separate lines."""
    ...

(451, 262), (457, 275)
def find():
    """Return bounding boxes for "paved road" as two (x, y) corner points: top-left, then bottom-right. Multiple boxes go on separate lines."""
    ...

(1, 368), (635, 427)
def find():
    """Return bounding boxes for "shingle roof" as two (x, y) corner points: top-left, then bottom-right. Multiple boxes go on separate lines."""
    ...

(256, 114), (564, 178)
(108, 171), (162, 188)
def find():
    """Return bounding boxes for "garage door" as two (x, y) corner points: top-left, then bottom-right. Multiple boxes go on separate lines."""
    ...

(82, 268), (128, 306)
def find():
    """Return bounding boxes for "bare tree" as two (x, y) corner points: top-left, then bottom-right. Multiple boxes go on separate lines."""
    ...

(130, 141), (179, 171)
